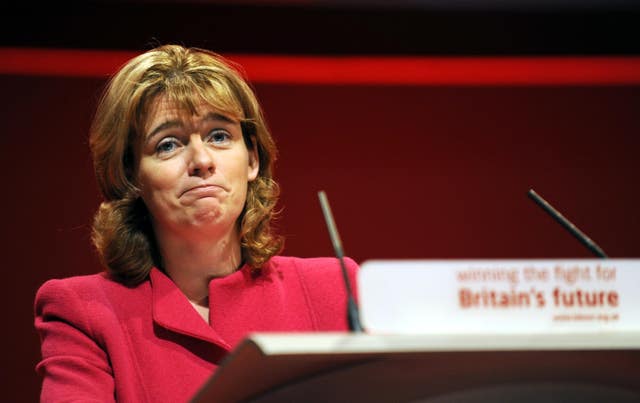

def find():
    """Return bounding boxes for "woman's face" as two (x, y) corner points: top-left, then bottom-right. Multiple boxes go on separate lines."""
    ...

(136, 95), (259, 240)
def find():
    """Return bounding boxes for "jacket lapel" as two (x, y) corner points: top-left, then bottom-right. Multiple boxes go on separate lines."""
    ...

(150, 268), (231, 351)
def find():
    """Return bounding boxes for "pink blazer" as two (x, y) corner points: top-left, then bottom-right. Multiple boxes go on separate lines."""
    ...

(34, 256), (359, 402)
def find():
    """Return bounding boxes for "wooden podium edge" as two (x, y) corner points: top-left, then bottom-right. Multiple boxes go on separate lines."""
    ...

(191, 334), (383, 403)
(190, 332), (640, 403)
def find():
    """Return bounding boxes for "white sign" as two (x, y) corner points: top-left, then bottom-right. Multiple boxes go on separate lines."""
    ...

(358, 259), (640, 334)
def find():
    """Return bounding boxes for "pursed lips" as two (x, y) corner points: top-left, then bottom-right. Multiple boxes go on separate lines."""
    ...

(180, 184), (226, 198)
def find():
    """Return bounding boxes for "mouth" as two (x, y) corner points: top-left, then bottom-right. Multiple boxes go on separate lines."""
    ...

(180, 184), (225, 198)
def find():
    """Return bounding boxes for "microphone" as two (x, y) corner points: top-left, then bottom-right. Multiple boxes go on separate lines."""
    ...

(527, 189), (608, 258)
(317, 191), (364, 332)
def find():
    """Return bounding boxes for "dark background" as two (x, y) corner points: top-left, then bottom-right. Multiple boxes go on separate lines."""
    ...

(2, 1), (639, 400)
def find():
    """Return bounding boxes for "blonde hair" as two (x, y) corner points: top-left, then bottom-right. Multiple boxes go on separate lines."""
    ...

(90, 44), (283, 285)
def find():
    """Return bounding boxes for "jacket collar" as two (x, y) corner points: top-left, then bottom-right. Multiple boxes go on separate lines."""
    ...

(150, 267), (231, 351)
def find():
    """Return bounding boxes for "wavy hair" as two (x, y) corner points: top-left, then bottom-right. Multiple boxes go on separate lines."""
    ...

(90, 45), (283, 285)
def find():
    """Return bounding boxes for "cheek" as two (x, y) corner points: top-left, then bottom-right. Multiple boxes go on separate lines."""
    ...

(224, 162), (251, 205)
(137, 161), (180, 203)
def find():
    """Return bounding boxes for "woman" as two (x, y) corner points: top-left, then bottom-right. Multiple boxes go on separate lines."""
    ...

(34, 45), (358, 402)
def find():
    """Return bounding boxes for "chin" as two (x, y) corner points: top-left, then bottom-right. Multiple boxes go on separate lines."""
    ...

(190, 210), (224, 225)
(190, 209), (240, 232)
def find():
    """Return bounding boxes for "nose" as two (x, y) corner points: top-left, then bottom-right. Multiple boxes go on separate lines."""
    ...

(187, 135), (215, 177)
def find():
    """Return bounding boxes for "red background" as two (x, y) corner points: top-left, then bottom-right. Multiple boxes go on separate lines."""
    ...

(2, 51), (639, 402)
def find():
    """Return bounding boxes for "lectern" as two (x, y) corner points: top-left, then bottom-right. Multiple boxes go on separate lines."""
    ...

(191, 332), (640, 402)
(193, 259), (640, 402)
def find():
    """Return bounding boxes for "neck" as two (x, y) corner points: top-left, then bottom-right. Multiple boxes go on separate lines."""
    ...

(154, 224), (243, 306)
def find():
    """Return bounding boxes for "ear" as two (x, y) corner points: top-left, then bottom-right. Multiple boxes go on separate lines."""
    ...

(247, 140), (259, 182)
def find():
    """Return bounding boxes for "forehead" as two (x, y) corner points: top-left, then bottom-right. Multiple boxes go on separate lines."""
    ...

(142, 95), (236, 134)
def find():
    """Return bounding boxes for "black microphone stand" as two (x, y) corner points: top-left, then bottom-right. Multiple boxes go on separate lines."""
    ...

(528, 188), (608, 258)
(318, 191), (364, 332)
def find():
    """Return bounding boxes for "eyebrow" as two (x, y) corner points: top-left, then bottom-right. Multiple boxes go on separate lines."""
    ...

(146, 112), (237, 142)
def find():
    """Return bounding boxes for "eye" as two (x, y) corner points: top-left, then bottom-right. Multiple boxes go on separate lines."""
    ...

(155, 137), (181, 155)
(207, 129), (231, 146)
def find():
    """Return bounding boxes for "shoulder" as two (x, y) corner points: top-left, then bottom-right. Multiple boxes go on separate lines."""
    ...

(266, 255), (359, 298)
(268, 255), (359, 274)
(36, 273), (109, 308)
(35, 272), (149, 329)
(35, 272), (129, 307)
(264, 256), (360, 330)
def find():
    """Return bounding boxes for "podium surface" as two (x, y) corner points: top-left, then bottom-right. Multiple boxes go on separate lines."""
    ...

(191, 332), (640, 403)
